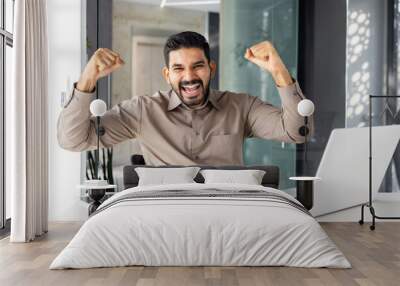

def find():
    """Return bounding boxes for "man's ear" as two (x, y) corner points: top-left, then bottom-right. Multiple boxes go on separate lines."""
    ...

(162, 66), (170, 84)
(210, 60), (217, 79)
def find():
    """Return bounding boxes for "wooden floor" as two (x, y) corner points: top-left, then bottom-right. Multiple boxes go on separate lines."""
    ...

(0, 222), (399, 286)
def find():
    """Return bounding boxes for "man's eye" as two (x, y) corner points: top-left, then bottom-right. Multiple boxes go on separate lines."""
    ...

(194, 65), (204, 69)
(173, 68), (183, 72)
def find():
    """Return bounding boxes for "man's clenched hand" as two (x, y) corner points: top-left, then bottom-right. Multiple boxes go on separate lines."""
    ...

(244, 41), (293, 87)
(77, 48), (124, 92)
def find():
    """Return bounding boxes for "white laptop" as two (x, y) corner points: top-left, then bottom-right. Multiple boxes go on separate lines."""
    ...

(311, 125), (400, 217)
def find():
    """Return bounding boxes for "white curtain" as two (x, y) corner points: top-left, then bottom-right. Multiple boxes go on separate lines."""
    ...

(9, 0), (48, 242)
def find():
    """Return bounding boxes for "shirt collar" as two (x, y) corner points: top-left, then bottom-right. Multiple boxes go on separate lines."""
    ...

(167, 89), (221, 111)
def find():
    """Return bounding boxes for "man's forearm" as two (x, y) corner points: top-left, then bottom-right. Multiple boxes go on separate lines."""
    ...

(277, 82), (314, 143)
(246, 81), (314, 144)
(57, 87), (96, 151)
(76, 76), (97, 93)
(270, 67), (293, 87)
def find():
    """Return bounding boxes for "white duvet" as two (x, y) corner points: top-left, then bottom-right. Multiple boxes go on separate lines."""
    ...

(50, 183), (351, 269)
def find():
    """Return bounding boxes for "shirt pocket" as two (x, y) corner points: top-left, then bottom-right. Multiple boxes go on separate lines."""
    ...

(207, 133), (243, 164)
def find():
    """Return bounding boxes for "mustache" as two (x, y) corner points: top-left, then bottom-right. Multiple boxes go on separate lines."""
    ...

(179, 79), (203, 88)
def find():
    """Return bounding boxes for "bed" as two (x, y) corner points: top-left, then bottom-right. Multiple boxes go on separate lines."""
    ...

(50, 165), (350, 269)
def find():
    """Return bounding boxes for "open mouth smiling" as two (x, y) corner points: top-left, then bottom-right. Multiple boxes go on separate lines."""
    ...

(180, 82), (202, 98)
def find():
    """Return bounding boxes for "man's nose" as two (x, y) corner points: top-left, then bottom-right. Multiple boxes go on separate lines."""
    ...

(182, 68), (197, 81)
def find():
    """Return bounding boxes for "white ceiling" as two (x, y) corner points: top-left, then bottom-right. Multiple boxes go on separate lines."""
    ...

(115, 0), (220, 13)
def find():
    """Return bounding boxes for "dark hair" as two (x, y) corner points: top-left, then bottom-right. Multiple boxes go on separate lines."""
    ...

(164, 31), (210, 67)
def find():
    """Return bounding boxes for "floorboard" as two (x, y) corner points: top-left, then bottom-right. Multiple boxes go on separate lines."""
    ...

(0, 222), (399, 286)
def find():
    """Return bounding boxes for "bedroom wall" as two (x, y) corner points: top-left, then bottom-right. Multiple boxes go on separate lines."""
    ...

(48, 0), (87, 221)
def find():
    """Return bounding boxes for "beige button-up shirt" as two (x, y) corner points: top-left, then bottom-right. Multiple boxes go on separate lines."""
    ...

(57, 82), (313, 166)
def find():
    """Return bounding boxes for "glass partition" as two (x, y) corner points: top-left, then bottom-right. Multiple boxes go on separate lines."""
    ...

(220, 0), (298, 189)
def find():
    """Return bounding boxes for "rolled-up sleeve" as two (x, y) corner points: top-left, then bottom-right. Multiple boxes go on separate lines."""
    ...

(245, 81), (314, 143)
(57, 85), (142, 152)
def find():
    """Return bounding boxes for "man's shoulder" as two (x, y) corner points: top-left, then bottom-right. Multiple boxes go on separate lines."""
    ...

(213, 89), (256, 104)
(139, 90), (170, 103)
(133, 90), (174, 113)
(141, 90), (169, 98)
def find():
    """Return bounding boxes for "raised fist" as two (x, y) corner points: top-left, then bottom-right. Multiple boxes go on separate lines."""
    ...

(77, 48), (124, 92)
(244, 41), (293, 86)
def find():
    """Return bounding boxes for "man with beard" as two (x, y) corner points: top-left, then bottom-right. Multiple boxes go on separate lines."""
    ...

(58, 31), (313, 165)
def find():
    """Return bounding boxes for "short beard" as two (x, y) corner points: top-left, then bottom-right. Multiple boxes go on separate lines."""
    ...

(171, 79), (210, 107)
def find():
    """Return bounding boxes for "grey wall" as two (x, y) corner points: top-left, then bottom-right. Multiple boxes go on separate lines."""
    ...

(86, 0), (112, 104)
(209, 12), (219, 90)
(297, 0), (347, 175)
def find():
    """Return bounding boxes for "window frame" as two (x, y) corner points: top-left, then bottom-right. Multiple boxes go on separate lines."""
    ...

(0, 0), (14, 235)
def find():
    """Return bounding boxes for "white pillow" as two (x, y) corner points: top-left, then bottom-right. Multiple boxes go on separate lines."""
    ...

(135, 167), (201, 186)
(200, 169), (266, 185)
